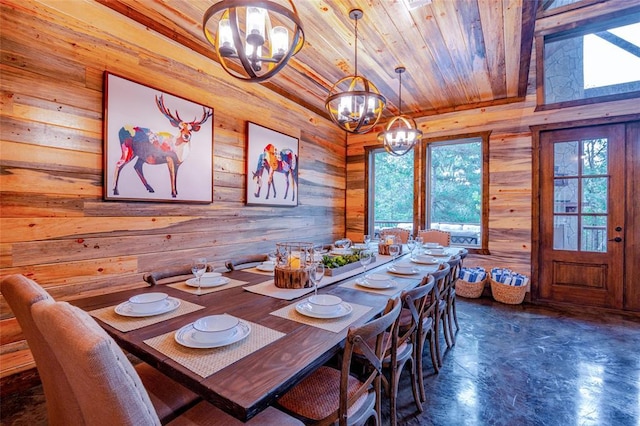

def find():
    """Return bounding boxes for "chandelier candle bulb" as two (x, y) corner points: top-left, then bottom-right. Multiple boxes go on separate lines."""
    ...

(203, 0), (305, 82)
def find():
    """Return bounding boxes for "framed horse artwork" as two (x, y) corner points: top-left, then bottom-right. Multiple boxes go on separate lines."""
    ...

(103, 72), (214, 203)
(246, 122), (299, 207)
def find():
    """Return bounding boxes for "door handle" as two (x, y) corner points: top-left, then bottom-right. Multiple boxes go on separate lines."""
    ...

(608, 237), (622, 242)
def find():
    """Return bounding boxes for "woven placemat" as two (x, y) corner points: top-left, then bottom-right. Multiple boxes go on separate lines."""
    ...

(89, 299), (204, 332)
(245, 267), (275, 277)
(270, 300), (373, 333)
(339, 277), (415, 297)
(168, 278), (249, 295)
(143, 320), (285, 378)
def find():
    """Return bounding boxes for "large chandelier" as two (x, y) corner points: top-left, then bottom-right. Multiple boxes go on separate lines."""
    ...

(378, 66), (422, 156)
(325, 9), (386, 134)
(203, 1), (305, 82)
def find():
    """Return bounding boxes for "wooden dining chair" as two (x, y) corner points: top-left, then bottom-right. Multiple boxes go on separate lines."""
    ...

(428, 263), (451, 369)
(380, 228), (411, 243)
(31, 299), (303, 426)
(277, 297), (403, 426)
(356, 291), (423, 426)
(445, 255), (463, 345)
(1, 274), (202, 425)
(399, 274), (437, 403)
(417, 229), (451, 247)
(224, 254), (269, 271)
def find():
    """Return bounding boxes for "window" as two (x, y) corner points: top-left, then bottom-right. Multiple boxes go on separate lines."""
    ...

(540, 12), (640, 108)
(423, 135), (488, 249)
(367, 147), (414, 238)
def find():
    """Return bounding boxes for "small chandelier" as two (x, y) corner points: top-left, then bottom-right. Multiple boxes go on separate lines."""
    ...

(203, 0), (305, 82)
(378, 66), (422, 156)
(325, 9), (386, 134)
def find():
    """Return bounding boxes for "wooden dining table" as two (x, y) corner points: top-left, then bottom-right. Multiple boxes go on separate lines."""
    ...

(71, 254), (438, 421)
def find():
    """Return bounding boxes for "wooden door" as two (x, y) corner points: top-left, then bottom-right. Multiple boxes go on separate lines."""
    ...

(538, 124), (626, 309)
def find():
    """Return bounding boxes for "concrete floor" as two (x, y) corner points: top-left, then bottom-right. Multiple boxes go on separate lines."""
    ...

(2, 297), (639, 425)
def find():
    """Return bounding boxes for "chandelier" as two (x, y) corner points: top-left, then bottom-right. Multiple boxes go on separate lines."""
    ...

(325, 9), (386, 134)
(203, 0), (305, 82)
(378, 66), (422, 156)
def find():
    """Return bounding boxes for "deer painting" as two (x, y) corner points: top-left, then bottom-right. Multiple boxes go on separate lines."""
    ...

(112, 95), (212, 198)
(252, 143), (298, 201)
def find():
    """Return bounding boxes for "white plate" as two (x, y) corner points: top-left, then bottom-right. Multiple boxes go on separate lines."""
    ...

(425, 251), (450, 257)
(422, 244), (443, 249)
(410, 257), (440, 265)
(355, 277), (397, 289)
(174, 321), (251, 349)
(295, 301), (353, 319)
(330, 249), (352, 255)
(386, 266), (419, 275)
(115, 297), (180, 317)
(256, 264), (275, 272)
(185, 276), (230, 288)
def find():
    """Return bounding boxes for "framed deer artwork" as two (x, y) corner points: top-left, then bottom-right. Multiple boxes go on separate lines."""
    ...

(246, 122), (299, 207)
(103, 72), (214, 203)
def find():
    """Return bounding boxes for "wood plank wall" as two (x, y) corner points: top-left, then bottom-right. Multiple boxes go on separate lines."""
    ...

(0, 0), (345, 381)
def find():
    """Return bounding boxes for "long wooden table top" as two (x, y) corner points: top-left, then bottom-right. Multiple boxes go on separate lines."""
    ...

(72, 260), (427, 421)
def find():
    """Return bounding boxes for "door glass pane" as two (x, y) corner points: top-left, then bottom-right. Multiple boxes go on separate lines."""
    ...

(582, 178), (608, 213)
(582, 138), (607, 175)
(582, 215), (607, 252)
(554, 141), (579, 176)
(555, 178), (578, 213)
(554, 215), (578, 250)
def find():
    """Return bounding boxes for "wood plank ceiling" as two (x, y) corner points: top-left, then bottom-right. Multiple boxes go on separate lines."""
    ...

(96, 0), (537, 121)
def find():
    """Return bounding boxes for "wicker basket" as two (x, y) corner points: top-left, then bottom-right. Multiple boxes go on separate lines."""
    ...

(456, 277), (486, 299)
(490, 278), (528, 305)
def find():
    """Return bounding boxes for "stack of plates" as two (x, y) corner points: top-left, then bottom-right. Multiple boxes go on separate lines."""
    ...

(355, 273), (397, 289)
(410, 255), (439, 265)
(186, 275), (230, 288)
(115, 296), (180, 317)
(174, 316), (251, 349)
(387, 265), (419, 275)
(295, 297), (353, 319)
(256, 262), (275, 272)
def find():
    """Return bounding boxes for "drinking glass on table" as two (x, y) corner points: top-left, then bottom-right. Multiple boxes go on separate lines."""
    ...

(191, 257), (207, 295)
(388, 244), (400, 266)
(415, 236), (424, 254)
(364, 234), (371, 247)
(308, 262), (325, 297)
(407, 235), (416, 256)
(359, 250), (373, 274)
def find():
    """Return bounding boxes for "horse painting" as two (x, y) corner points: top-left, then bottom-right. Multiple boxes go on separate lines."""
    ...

(252, 143), (298, 202)
(112, 94), (212, 198)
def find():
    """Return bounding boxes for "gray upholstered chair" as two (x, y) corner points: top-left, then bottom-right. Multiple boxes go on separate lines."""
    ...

(1, 274), (200, 424)
(417, 229), (451, 247)
(277, 297), (402, 426)
(0, 274), (83, 426)
(32, 299), (302, 426)
(380, 228), (411, 244)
